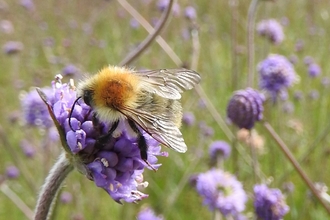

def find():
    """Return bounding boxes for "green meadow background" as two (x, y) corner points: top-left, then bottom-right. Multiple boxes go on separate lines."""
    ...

(0, 0), (330, 219)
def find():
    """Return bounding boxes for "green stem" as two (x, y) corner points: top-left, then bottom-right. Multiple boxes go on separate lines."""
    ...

(263, 121), (330, 215)
(34, 153), (74, 220)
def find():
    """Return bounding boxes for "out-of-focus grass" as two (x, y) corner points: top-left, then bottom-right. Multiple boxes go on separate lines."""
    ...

(0, 0), (330, 219)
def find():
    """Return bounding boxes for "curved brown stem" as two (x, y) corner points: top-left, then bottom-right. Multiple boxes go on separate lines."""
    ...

(118, 0), (174, 66)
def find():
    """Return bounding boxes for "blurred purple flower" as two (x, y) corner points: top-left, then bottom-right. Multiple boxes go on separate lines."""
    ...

(295, 39), (304, 52)
(20, 88), (54, 128)
(199, 122), (214, 137)
(3, 41), (24, 55)
(227, 88), (265, 129)
(37, 76), (167, 203)
(137, 207), (164, 220)
(156, 0), (180, 17)
(130, 18), (140, 29)
(293, 90), (303, 101)
(308, 63), (321, 77)
(20, 0), (35, 11)
(308, 90), (319, 100)
(209, 141), (231, 163)
(257, 19), (284, 45)
(62, 64), (79, 76)
(60, 191), (73, 204)
(196, 169), (247, 216)
(20, 139), (36, 158)
(258, 54), (298, 100)
(282, 102), (294, 114)
(322, 77), (330, 88)
(303, 56), (314, 65)
(184, 6), (197, 20)
(254, 184), (289, 220)
(288, 54), (298, 65)
(182, 112), (195, 126)
(0, 20), (14, 34)
(6, 166), (20, 179)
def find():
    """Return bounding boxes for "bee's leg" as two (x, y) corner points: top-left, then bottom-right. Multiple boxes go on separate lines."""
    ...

(94, 118), (119, 148)
(127, 119), (157, 171)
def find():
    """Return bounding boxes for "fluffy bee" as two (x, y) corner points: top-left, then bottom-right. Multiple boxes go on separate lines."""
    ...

(73, 65), (201, 169)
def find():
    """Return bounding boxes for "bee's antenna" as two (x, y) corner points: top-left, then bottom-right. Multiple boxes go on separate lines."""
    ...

(69, 96), (82, 132)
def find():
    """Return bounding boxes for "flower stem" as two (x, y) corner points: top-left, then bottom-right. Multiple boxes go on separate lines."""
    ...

(34, 152), (74, 220)
(118, 0), (174, 66)
(247, 0), (259, 87)
(263, 121), (330, 215)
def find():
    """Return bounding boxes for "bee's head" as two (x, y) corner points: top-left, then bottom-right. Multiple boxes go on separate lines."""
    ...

(82, 89), (94, 106)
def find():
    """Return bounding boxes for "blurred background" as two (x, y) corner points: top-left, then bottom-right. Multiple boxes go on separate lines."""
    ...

(0, 0), (330, 219)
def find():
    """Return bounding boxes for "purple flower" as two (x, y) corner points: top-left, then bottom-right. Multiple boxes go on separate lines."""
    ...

(6, 166), (20, 179)
(0, 20), (14, 34)
(258, 54), (298, 100)
(37, 75), (167, 203)
(227, 88), (265, 129)
(20, 88), (54, 128)
(156, 0), (180, 16)
(257, 19), (284, 45)
(20, 139), (36, 158)
(199, 122), (214, 137)
(195, 169), (247, 216)
(60, 191), (73, 204)
(20, 0), (35, 11)
(62, 64), (79, 76)
(254, 184), (289, 220)
(308, 63), (321, 77)
(3, 41), (24, 55)
(182, 112), (195, 126)
(184, 6), (197, 20)
(137, 207), (164, 220)
(130, 18), (140, 29)
(209, 141), (231, 162)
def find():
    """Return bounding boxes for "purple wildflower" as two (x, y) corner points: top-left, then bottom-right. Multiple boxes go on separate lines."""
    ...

(137, 207), (164, 220)
(38, 75), (167, 203)
(156, 0), (180, 16)
(20, 0), (35, 11)
(62, 64), (79, 76)
(308, 63), (321, 77)
(258, 54), (298, 100)
(130, 18), (140, 29)
(303, 56), (314, 65)
(182, 112), (195, 126)
(60, 191), (73, 204)
(6, 166), (20, 179)
(3, 41), (24, 55)
(227, 88), (265, 129)
(20, 88), (54, 128)
(20, 139), (36, 158)
(195, 169), (247, 216)
(184, 6), (197, 20)
(254, 184), (289, 220)
(199, 122), (214, 137)
(209, 141), (231, 163)
(0, 20), (14, 34)
(257, 19), (284, 45)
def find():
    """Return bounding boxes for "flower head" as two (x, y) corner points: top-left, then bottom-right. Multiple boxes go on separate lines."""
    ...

(254, 184), (289, 220)
(209, 141), (231, 162)
(308, 63), (321, 78)
(258, 54), (298, 100)
(137, 207), (164, 220)
(257, 19), (284, 45)
(62, 64), (79, 76)
(195, 169), (247, 216)
(182, 112), (195, 126)
(3, 41), (24, 55)
(227, 88), (265, 129)
(20, 88), (54, 128)
(36, 75), (167, 203)
(184, 6), (197, 20)
(6, 166), (20, 179)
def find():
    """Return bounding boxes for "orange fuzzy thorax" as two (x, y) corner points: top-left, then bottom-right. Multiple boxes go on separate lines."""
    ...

(92, 66), (140, 110)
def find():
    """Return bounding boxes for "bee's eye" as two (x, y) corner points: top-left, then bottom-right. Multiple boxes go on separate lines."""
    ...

(83, 90), (93, 106)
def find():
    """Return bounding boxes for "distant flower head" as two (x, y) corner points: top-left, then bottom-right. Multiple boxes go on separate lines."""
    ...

(308, 90), (319, 100)
(184, 6), (197, 20)
(6, 166), (20, 179)
(227, 88), (265, 129)
(60, 191), (73, 204)
(20, 88), (54, 128)
(3, 41), (24, 55)
(130, 18), (140, 29)
(20, 0), (35, 11)
(199, 122), (214, 137)
(20, 139), (36, 158)
(258, 54), (298, 100)
(137, 207), (164, 220)
(308, 63), (321, 77)
(0, 20), (14, 34)
(303, 56), (314, 65)
(254, 184), (289, 220)
(182, 112), (195, 126)
(62, 64), (79, 76)
(195, 169), (247, 216)
(157, 0), (180, 16)
(37, 75), (167, 203)
(257, 19), (284, 45)
(209, 141), (231, 163)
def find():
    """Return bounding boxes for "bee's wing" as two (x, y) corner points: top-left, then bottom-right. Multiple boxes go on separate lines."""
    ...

(121, 107), (187, 153)
(134, 69), (201, 100)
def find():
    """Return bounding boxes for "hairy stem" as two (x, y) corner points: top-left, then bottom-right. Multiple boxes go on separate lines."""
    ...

(34, 152), (74, 220)
(247, 0), (259, 87)
(118, 0), (174, 66)
(263, 122), (330, 215)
